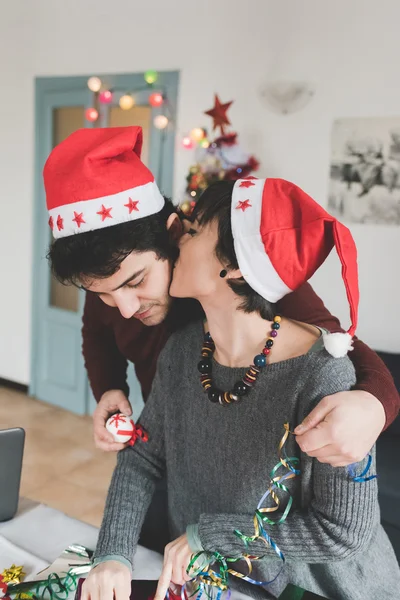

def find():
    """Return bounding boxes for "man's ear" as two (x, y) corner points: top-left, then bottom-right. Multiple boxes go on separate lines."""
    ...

(166, 212), (183, 241)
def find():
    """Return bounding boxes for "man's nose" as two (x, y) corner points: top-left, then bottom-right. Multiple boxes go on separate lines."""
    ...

(114, 292), (141, 319)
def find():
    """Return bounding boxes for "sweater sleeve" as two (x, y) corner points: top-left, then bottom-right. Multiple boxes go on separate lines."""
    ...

(93, 362), (166, 568)
(198, 357), (378, 563)
(277, 283), (400, 428)
(82, 292), (129, 402)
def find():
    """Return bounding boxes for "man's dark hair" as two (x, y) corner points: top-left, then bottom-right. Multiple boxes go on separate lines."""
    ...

(192, 181), (276, 321)
(48, 197), (178, 286)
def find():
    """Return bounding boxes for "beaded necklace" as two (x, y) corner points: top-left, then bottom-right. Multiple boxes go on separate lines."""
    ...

(198, 316), (282, 405)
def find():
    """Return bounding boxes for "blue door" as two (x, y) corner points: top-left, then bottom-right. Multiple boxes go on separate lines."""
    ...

(30, 72), (179, 415)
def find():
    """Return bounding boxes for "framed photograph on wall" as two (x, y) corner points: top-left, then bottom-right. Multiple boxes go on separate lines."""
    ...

(328, 117), (400, 225)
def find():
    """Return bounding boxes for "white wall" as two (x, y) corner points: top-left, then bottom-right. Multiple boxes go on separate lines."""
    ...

(1, 0), (399, 384)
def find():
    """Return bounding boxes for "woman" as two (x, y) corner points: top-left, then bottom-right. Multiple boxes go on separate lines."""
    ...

(83, 179), (400, 600)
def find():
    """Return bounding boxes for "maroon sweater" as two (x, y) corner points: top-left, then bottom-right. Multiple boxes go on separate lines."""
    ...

(82, 283), (399, 428)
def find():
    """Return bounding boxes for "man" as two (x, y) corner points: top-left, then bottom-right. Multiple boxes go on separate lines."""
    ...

(44, 125), (398, 474)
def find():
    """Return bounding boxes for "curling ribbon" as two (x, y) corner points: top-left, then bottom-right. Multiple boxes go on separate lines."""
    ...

(348, 453), (377, 483)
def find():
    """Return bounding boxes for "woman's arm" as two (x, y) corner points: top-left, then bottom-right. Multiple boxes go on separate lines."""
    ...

(93, 365), (167, 568)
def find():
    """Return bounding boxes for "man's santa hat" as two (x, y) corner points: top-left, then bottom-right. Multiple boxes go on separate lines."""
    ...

(231, 177), (359, 358)
(43, 126), (165, 239)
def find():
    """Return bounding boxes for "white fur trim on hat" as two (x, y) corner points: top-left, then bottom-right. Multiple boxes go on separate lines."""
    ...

(322, 332), (354, 358)
(231, 178), (292, 303)
(49, 180), (165, 239)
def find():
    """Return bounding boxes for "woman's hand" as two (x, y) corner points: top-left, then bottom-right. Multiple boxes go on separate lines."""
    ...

(81, 561), (131, 600)
(154, 535), (193, 600)
(93, 390), (133, 452)
(295, 390), (385, 466)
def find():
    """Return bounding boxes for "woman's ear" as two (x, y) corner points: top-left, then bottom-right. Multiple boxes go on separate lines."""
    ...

(166, 212), (183, 242)
(226, 268), (243, 281)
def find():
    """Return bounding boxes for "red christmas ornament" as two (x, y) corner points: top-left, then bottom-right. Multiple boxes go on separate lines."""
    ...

(204, 94), (233, 135)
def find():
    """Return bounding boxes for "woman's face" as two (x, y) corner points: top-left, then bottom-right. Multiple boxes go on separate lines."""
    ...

(170, 218), (226, 300)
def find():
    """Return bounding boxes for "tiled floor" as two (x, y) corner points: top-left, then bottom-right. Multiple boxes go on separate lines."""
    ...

(0, 386), (116, 527)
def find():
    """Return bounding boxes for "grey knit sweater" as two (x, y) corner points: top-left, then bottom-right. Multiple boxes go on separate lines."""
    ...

(95, 320), (400, 600)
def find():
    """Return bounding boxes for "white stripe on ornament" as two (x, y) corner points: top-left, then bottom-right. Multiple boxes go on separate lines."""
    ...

(231, 178), (292, 303)
(49, 180), (165, 239)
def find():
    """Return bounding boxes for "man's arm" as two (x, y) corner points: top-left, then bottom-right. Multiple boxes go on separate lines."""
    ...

(278, 282), (399, 428)
(82, 292), (129, 402)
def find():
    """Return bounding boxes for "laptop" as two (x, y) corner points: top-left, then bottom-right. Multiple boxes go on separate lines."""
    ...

(0, 428), (25, 521)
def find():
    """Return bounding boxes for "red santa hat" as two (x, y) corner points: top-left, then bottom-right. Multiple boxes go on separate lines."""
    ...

(231, 177), (359, 358)
(43, 126), (165, 239)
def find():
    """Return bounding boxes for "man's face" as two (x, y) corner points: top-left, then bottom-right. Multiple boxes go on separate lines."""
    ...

(82, 251), (173, 326)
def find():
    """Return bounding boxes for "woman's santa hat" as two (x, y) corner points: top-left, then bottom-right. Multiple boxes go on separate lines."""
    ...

(43, 126), (165, 239)
(231, 177), (359, 358)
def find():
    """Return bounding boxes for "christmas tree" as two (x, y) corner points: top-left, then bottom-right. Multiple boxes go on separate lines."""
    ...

(180, 95), (260, 214)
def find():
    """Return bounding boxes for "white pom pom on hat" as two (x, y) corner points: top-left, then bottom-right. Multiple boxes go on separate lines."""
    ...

(231, 177), (359, 357)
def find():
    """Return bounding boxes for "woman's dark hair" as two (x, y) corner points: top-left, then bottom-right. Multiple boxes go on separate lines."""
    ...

(192, 181), (276, 321)
(48, 197), (178, 286)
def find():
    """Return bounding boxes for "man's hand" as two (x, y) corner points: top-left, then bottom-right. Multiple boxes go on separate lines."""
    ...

(81, 561), (131, 600)
(93, 390), (133, 452)
(154, 535), (193, 600)
(295, 390), (386, 467)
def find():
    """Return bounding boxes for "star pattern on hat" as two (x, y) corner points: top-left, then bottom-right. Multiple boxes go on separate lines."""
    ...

(236, 199), (252, 212)
(239, 180), (256, 189)
(48, 216), (54, 230)
(124, 198), (140, 214)
(72, 211), (85, 227)
(56, 215), (64, 231)
(97, 204), (113, 221)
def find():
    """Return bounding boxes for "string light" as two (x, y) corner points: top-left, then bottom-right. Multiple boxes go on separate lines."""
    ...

(99, 90), (113, 104)
(119, 95), (135, 110)
(154, 115), (169, 129)
(87, 77), (102, 92)
(190, 128), (205, 142)
(144, 70), (158, 85)
(149, 92), (163, 107)
(182, 136), (194, 149)
(85, 108), (98, 122)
